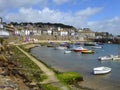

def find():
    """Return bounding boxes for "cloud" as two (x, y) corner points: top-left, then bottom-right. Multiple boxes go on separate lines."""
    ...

(5, 7), (101, 27)
(53, 0), (69, 4)
(0, 0), (46, 11)
(76, 7), (102, 17)
(87, 17), (120, 35)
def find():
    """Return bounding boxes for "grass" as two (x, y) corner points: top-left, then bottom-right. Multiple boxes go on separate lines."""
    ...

(57, 72), (83, 85)
(9, 46), (47, 82)
(42, 84), (61, 90)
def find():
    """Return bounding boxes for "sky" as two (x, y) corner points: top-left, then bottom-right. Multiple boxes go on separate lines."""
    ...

(0, 0), (120, 35)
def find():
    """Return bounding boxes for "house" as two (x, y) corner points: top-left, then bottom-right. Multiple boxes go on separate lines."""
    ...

(0, 17), (9, 38)
(78, 28), (95, 40)
(3, 24), (15, 36)
(0, 29), (9, 38)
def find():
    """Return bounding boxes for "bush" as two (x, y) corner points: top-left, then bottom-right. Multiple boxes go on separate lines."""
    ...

(57, 72), (83, 84)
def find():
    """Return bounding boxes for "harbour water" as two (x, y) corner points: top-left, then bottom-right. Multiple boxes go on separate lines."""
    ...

(30, 44), (120, 90)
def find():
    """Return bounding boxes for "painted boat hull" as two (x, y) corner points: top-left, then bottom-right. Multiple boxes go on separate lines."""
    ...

(81, 50), (95, 54)
(73, 49), (88, 52)
(73, 46), (88, 52)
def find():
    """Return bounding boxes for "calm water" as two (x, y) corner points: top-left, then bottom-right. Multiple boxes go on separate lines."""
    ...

(31, 44), (120, 90)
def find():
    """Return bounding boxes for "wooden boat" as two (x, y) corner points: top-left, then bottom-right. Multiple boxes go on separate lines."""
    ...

(93, 66), (111, 75)
(73, 46), (88, 52)
(81, 50), (95, 54)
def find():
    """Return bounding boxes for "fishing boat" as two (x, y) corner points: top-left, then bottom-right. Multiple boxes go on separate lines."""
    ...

(93, 66), (111, 75)
(73, 46), (88, 52)
(81, 50), (95, 54)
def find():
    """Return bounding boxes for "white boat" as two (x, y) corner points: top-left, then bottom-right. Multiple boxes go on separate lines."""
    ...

(55, 46), (67, 50)
(92, 46), (102, 49)
(64, 50), (71, 54)
(93, 66), (111, 75)
(98, 55), (114, 61)
(72, 46), (88, 52)
(112, 55), (120, 60)
(98, 55), (120, 61)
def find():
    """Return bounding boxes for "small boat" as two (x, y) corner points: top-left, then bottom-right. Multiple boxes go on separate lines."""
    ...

(92, 46), (102, 49)
(81, 50), (95, 54)
(64, 50), (71, 54)
(84, 42), (98, 46)
(112, 55), (120, 60)
(73, 46), (88, 52)
(93, 66), (111, 75)
(98, 55), (114, 61)
(55, 46), (67, 50)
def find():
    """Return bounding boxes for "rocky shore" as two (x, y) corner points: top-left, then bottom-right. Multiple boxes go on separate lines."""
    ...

(0, 55), (30, 90)
(0, 40), (93, 90)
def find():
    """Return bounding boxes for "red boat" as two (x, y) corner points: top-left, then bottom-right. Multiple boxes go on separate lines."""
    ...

(73, 46), (88, 52)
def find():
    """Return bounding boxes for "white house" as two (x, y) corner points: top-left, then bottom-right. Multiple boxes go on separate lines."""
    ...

(59, 30), (68, 36)
(0, 30), (9, 38)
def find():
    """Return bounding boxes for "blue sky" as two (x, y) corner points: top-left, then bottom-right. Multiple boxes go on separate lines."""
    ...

(0, 0), (120, 35)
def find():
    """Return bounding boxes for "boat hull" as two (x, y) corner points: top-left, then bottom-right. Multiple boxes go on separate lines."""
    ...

(64, 50), (71, 54)
(73, 49), (88, 52)
(81, 50), (94, 54)
(93, 66), (111, 75)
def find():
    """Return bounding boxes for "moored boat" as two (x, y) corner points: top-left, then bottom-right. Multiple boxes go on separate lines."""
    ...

(98, 55), (120, 61)
(55, 46), (67, 50)
(81, 50), (95, 54)
(112, 55), (120, 60)
(92, 46), (102, 49)
(98, 55), (113, 61)
(93, 66), (111, 75)
(84, 42), (98, 46)
(64, 50), (71, 54)
(73, 46), (88, 52)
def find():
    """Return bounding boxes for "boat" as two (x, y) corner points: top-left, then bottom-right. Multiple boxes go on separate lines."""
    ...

(92, 46), (102, 49)
(112, 55), (120, 60)
(64, 50), (71, 54)
(93, 66), (111, 75)
(81, 50), (95, 54)
(84, 42), (98, 46)
(73, 46), (88, 52)
(55, 46), (67, 50)
(98, 55), (120, 61)
(98, 55), (114, 61)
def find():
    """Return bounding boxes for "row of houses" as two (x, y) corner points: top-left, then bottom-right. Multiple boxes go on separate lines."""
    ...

(1, 17), (112, 41)
(0, 23), (99, 41)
